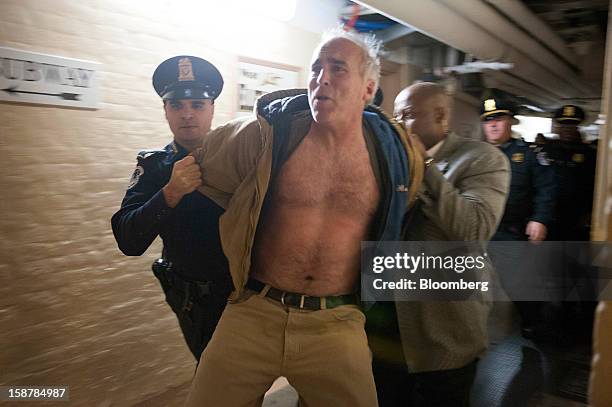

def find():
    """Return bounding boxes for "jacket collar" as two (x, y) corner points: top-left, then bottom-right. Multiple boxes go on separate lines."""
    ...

(256, 88), (306, 107)
(255, 89), (309, 123)
(433, 132), (461, 160)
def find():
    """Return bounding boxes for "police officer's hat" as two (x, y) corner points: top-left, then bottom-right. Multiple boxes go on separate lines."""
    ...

(153, 55), (223, 101)
(553, 104), (585, 124)
(480, 90), (516, 121)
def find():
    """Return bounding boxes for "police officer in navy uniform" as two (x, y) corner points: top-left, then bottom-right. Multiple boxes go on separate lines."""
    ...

(111, 55), (231, 362)
(481, 92), (557, 337)
(481, 93), (556, 242)
(547, 104), (597, 241)
(546, 104), (598, 343)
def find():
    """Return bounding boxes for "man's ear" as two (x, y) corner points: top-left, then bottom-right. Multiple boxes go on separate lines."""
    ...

(434, 106), (446, 124)
(364, 80), (376, 103)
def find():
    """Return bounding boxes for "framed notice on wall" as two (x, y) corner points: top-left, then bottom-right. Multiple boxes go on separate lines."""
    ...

(237, 57), (300, 114)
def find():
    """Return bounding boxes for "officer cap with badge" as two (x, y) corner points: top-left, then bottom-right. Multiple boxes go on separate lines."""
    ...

(553, 104), (585, 125)
(125, 56), (224, 191)
(480, 89), (518, 123)
(153, 55), (224, 101)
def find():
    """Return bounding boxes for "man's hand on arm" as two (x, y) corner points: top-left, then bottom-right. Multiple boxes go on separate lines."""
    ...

(162, 156), (202, 208)
(525, 221), (547, 241)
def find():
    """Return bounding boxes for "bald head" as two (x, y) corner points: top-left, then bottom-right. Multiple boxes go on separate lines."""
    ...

(394, 82), (449, 115)
(394, 82), (451, 149)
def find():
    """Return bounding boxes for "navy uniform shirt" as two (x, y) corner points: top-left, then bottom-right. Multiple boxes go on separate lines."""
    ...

(111, 141), (231, 290)
(546, 139), (597, 240)
(495, 138), (556, 239)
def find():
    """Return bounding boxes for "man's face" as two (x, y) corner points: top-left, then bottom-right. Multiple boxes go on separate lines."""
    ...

(557, 123), (580, 143)
(164, 98), (214, 149)
(483, 115), (512, 145)
(308, 38), (375, 127)
(394, 90), (443, 149)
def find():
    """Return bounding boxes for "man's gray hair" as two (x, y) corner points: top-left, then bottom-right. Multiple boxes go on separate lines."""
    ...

(318, 27), (382, 101)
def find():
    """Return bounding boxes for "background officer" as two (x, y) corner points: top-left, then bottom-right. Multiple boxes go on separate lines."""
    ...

(111, 55), (231, 362)
(546, 104), (598, 344)
(547, 104), (597, 241)
(482, 92), (556, 242)
(481, 91), (556, 338)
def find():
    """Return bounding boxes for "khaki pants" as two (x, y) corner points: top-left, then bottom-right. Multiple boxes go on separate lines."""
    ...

(184, 291), (378, 407)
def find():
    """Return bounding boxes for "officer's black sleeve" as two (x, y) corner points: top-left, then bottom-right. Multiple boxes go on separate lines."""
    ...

(111, 156), (173, 256)
(529, 149), (557, 226)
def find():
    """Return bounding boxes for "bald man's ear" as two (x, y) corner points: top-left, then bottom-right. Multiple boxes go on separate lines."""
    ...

(434, 106), (447, 124)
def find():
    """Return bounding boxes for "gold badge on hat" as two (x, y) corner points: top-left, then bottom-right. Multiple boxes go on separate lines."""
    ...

(178, 57), (195, 82)
(563, 105), (575, 118)
(484, 99), (496, 112)
(511, 153), (524, 163)
(572, 153), (584, 163)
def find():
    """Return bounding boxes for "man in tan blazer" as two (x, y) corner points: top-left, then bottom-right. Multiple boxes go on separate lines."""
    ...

(367, 82), (510, 407)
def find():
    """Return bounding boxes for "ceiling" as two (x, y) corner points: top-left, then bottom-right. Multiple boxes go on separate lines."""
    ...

(347, 0), (609, 119)
(524, 0), (608, 44)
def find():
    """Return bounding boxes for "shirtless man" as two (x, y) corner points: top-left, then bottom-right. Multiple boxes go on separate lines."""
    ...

(185, 29), (419, 407)
(249, 48), (380, 295)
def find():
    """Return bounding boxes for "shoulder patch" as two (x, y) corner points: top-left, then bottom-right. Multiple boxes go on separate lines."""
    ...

(127, 165), (144, 189)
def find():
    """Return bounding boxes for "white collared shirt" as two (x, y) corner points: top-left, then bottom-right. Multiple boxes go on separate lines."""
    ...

(427, 138), (446, 158)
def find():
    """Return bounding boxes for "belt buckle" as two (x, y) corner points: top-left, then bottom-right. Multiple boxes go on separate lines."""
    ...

(281, 291), (309, 309)
(280, 291), (310, 309)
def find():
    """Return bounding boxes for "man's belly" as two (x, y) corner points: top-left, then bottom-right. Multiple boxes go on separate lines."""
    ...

(250, 209), (369, 296)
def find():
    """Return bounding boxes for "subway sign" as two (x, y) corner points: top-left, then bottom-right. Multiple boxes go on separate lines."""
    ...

(0, 47), (100, 109)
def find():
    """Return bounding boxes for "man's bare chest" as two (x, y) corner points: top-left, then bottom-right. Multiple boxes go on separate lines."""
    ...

(271, 137), (379, 214)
